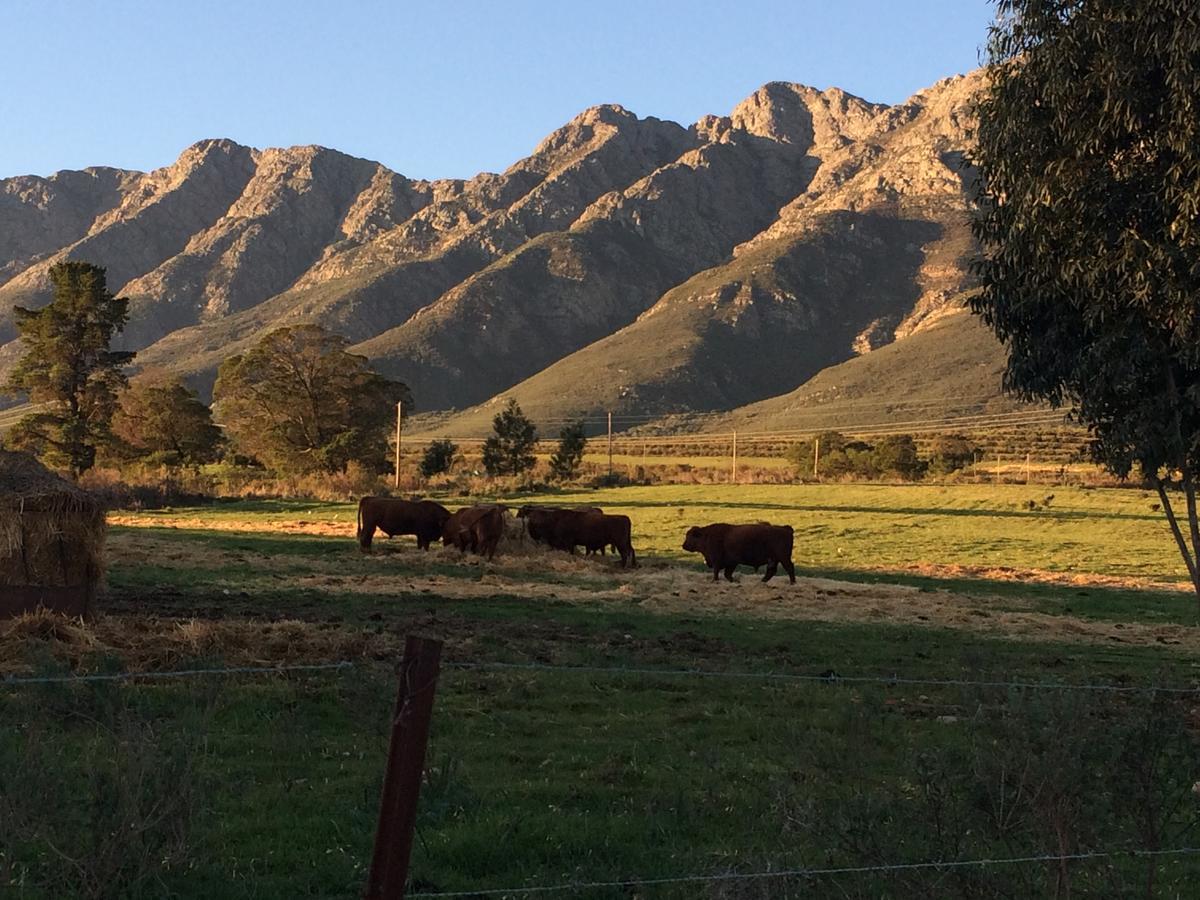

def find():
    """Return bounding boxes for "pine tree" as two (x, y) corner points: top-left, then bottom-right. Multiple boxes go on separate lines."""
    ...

(4, 262), (134, 476)
(481, 398), (538, 477)
(548, 421), (587, 482)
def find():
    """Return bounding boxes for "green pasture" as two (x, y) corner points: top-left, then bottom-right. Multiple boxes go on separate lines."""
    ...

(130, 481), (1194, 587)
(5, 482), (1200, 897)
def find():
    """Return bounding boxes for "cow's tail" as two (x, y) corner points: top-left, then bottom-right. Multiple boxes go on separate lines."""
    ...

(356, 497), (367, 550)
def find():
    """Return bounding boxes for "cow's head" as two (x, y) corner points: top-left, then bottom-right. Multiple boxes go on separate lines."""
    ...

(682, 526), (702, 552)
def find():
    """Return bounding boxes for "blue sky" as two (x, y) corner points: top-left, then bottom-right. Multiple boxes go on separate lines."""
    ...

(2, 0), (995, 181)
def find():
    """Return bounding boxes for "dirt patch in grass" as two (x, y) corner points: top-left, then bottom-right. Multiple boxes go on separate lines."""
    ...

(888, 561), (1189, 593)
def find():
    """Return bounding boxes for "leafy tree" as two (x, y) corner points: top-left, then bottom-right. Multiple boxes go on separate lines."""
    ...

(212, 324), (410, 475)
(872, 434), (925, 480)
(786, 432), (871, 479)
(419, 439), (458, 478)
(927, 434), (976, 475)
(3, 262), (134, 477)
(971, 0), (1200, 605)
(548, 421), (587, 482)
(481, 398), (537, 477)
(110, 374), (223, 468)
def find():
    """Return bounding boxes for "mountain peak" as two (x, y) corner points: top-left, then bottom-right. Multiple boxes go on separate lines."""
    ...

(730, 81), (888, 150)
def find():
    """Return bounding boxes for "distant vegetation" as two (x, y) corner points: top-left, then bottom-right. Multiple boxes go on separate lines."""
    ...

(785, 431), (975, 482)
(481, 399), (538, 478)
(418, 439), (458, 478)
(548, 421), (587, 482)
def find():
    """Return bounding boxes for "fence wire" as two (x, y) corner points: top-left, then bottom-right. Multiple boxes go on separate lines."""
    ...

(407, 846), (1200, 897)
(2, 657), (1197, 696)
(0, 660), (353, 686)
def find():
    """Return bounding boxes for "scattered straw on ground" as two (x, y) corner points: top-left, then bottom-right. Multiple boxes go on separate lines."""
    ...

(0, 608), (400, 676)
(93, 514), (1200, 660)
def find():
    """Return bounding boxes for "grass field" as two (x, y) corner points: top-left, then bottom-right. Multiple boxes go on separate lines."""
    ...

(4, 483), (1200, 898)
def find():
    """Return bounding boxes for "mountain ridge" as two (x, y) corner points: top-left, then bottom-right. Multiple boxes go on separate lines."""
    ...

(0, 69), (1006, 435)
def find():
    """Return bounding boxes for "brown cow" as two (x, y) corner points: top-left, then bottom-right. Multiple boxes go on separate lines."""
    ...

(517, 506), (601, 548)
(682, 523), (796, 583)
(553, 511), (637, 568)
(468, 506), (506, 561)
(357, 497), (451, 551)
(443, 505), (507, 559)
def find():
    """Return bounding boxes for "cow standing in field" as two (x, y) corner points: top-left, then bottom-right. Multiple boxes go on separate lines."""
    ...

(442, 505), (507, 560)
(518, 506), (601, 549)
(682, 523), (796, 583)
(357, 498), (451, 551)
(553, 511), (637, 568)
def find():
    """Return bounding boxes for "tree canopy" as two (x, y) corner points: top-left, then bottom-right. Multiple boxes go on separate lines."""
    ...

(419, 439), (458, 479)
(971, 0), (1200, 598)
(212, 324), (410, 475)
(3, 262), (134, 476)
(111, 374), (223, 468)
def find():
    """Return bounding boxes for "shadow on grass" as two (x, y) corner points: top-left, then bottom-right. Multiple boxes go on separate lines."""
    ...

(797, 565), (1198, 627)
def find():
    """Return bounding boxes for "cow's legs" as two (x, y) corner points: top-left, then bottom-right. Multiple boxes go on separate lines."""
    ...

(723, 565), (737, 582)
(763, 562), (778, 583)
(783, 559), (796, 584)
(712, 566), (721, 582)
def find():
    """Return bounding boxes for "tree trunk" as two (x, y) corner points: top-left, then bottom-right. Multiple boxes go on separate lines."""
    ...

(1154, 477), (1200, 619)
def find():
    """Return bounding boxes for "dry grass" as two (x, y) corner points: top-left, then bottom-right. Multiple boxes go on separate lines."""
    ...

(0, 608), (401, 676)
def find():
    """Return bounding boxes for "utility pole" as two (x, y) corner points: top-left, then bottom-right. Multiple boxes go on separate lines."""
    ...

(813, 437), (820, 480)
(394, 400), (403, 490)
(607, 411), (613, 477)
(731, 430), (738, 483)
(1025, 452), (1031, 485)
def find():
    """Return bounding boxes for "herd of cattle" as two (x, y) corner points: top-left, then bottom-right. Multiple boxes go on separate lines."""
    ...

(356, 496), (797, 583)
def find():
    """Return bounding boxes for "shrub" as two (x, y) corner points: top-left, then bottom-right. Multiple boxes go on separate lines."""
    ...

(872, 434), (926, 480)
(927, 434), (976, 475)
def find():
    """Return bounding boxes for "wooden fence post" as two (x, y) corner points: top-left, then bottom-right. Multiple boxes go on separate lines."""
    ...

(813, 437), (820, 480)
(607, 411), (613, 477)
(731, 430), (738, 483)
(365, 635), (443, 900)
(394, 401), (403, 490)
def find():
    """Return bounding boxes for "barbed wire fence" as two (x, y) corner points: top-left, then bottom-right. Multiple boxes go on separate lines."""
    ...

(6, 652), (1199, 896)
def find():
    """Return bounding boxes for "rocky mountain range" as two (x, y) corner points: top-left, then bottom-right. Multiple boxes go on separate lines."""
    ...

(0, 68), (1008, 434)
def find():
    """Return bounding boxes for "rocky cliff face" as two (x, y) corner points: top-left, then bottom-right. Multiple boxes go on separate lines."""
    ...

(0, 69), (989, 425)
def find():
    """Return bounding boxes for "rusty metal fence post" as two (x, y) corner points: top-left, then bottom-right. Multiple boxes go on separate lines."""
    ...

(365, 635), (443, 900)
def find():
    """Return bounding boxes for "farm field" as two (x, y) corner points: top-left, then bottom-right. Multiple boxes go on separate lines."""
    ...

(5, 483), (1200, 897)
